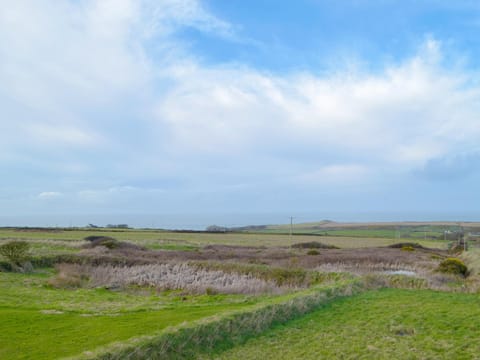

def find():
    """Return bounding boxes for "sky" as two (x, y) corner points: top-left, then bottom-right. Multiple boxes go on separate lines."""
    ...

(2, 0), (480, 225)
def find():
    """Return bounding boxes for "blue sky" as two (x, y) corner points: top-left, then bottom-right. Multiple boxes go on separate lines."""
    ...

(1, 0), (480, 224)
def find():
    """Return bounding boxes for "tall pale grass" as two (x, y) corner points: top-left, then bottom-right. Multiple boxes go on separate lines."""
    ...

(54, 263), (284, 295)
(315, 261), (419, 274)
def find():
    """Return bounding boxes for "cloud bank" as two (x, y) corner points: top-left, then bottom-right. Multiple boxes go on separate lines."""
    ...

(1, 0), (480, 216)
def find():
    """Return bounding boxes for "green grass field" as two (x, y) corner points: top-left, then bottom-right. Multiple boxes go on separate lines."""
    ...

(213, 288), (480, 359)
(0, 270), (264, 360)
(0, 228), (448, 258)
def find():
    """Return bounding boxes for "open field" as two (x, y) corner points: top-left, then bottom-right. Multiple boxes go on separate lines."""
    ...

(213, 288), (480, 359)
(0, 226), (478, 359)
(0, 227), (450, 257)
(236, 220), (480, 242)
(261, 220), (480, 232)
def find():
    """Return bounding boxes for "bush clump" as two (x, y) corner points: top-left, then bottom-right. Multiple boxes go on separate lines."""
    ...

(83, 236), (145, 251)
(84, 236), (119, 249)
(307, 249), (320, 255)
(401, 246), (415, 252)
(437, 257), (468, 277)
(48, 264), (90, 289)
(0, 241), (31, 272)
(388, 242), (425, 249)
(292, 241), (338, 249)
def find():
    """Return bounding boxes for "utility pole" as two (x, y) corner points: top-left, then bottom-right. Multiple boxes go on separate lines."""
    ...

(458, 222), (462, 246)
(289, 216), (294, 242)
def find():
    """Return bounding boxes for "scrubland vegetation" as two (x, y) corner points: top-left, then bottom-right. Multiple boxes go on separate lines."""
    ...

(0, 224), (479, 359)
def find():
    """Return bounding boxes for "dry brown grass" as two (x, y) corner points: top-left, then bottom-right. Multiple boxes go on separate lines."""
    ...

(48, 263), (90, 288)
(50, 263), (285, 295)
(74, 244), (445, 269)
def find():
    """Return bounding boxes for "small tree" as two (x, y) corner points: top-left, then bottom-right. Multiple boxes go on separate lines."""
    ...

(0, 241), (31, 271)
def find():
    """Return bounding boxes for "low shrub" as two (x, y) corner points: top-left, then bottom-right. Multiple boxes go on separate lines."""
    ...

(84, 236), (120, 249)
(401, 246), (415, 252)
(291, 241), (338, 249)
(48, 264), (90, 289)
(0, 241), (31, 272)
(83, 236), (145, 251)
(307, 249), (320, 255)
(30, 254), (83, 267)
(448, 243), (465, 253)
(437, 258), (468, 277)
(388, 243), (425, 249)
(84, 236), (114, 242)
(205, 287), (218, 295)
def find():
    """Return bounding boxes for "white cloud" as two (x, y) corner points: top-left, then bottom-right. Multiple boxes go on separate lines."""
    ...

(0, 0), (234, 155)
(155, 39), (480, 176)
(147, 0), (234, 38)
(23, 123), (101, 147)
(38, 192), (63, 200)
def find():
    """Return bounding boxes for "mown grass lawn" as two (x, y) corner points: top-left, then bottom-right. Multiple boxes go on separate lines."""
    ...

(214, 288), (480, 359)
(0, 271), (262, 360)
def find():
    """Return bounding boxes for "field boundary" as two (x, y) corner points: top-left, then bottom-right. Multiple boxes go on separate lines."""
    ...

(67, 280), (366, 360)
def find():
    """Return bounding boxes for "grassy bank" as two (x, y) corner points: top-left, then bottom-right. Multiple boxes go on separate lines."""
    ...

(214, 288), (480, 359)
(71, 281), (363, 359)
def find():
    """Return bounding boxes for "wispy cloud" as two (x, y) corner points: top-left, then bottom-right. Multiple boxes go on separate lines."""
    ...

(38, 192), (63, 200)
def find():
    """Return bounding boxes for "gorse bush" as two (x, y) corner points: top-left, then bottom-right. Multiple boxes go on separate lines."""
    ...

(0, 241), (31, 271)
(437, 258), (468, 277)
(401, 246), (415, 252)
